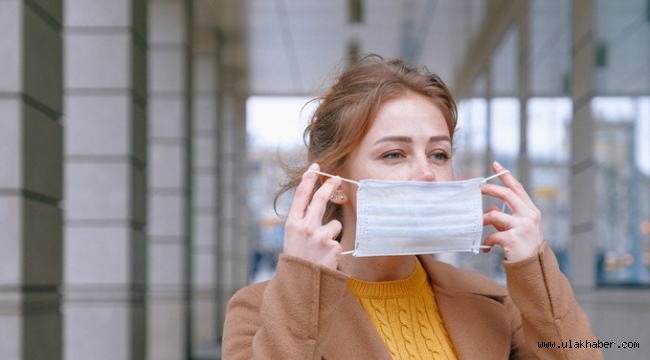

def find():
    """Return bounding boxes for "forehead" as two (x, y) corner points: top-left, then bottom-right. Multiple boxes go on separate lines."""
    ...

(364, 92), (450, 138)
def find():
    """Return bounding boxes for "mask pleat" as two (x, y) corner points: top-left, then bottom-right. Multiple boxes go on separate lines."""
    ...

(353, 177), (485, 257)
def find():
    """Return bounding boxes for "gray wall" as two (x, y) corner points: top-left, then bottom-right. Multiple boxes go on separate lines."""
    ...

(0, 0), (248, 359)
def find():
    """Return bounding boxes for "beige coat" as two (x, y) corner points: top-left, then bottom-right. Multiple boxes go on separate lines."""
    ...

(223, 242), (602, 359)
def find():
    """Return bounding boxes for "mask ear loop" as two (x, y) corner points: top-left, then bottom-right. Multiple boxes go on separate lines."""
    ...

(483, 170), (510, 212)
(484, 170), (510, 182)
(305, 169), (360, 186)
(479, 170), (511, 251)
(305, 170), (359, 256)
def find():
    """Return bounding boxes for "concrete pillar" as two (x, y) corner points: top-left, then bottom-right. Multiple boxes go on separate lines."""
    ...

(215, 0), (250, 340)
(517, 0), (531, 192)
(191, 4), (220, 351)
(63, 1), (148, 359)
(453, 0), (526, 99)
(569, 0), (596, 288)
(146, 0), (193, 359)
(0, 1), (63, 359)
(485, 70), (494, 176)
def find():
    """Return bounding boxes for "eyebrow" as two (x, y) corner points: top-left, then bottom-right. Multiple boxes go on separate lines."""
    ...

(373, 135), (451, 145)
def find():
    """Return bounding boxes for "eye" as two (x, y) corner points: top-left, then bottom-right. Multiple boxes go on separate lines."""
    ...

(430, 152), (449, 161)
(383, 151), (403, 159)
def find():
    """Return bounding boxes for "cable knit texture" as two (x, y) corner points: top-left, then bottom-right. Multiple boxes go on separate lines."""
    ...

(347, 259), (458, 359)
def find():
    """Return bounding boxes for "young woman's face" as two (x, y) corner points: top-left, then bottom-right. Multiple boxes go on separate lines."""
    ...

(341, 91), (453, 185)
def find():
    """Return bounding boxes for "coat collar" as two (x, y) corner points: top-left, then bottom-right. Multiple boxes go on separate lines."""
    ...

(324, 256), (512, 359)
(419, 255), (512, 359)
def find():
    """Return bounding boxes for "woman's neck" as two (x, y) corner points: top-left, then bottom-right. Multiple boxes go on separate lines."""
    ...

(338, 255), (417, 282)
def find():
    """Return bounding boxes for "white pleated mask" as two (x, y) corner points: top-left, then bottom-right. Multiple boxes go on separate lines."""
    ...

(309, 170), (508, 257)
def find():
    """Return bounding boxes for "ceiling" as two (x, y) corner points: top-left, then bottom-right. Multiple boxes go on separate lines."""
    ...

(244, 0), (650, 99)
(246, 0), (487, 97)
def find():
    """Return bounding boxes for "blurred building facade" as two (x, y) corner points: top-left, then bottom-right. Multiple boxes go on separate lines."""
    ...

(1, 0), (248, 359)
(0, 1), (649, 360)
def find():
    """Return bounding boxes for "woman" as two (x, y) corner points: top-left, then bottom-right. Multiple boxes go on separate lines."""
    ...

(222, 56), (601, 359)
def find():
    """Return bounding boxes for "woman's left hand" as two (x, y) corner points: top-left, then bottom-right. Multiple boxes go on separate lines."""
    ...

(480, 161), (544, 262)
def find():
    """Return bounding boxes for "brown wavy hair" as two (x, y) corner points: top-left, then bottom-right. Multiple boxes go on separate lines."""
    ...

(274, 55), (458, 233)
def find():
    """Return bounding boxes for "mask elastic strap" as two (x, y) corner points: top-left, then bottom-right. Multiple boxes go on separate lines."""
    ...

(307, 170), (359, 257)
(305, 169), (360, 186)
(483, 170), (511, 213)
(343, 247), (493, 256)
(480, 171), (510, 249)
(484, 170), (510, 182)
(309, 169), (509, 185)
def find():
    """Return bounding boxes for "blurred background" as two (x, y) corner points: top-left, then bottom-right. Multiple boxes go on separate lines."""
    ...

(1, 0), (649, 359)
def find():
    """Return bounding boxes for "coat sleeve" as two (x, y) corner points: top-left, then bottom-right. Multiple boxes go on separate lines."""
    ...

(222, 254), (350, 360)
(503, 241), (603, 359)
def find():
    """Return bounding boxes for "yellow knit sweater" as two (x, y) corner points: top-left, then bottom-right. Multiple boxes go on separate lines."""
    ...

(347, 259), (458, 360)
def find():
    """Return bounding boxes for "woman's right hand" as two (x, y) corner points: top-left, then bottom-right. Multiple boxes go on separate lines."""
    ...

(283, 163), (343, 270)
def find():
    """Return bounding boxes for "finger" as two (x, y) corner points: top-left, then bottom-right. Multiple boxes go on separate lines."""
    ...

(481, 183), (527, 214)
(321, 241), (343, 269)
(482, 231), (510, 252)
(288, 163), (320, 220)
(481, 231), (501, 253)
(491, 161), (537, 209)
(321, 219), (343, 240)
(483, 209), (512, 232)
(483, 228), (542, 262)
(486, 205), (501, 213)
(305, 176), (342, 224)
(482, 229), (521, 250)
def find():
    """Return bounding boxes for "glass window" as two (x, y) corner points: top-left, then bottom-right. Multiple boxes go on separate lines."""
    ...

(450, 97), (521, 284)
(456, 98), (488, 153)
(593, 96), (650, 285)
(490, 97), (520, 162)
(528, 98), (572, 163)
(246, 96), (315, 283)
(528, 97), (573, 273)
(454, 98), (488, 178)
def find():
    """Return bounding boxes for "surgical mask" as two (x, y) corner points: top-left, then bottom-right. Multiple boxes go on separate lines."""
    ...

(309, 170), (508, 257)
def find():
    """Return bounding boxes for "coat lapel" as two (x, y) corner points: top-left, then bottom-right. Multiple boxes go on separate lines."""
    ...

(433, 286), (511, 359)
(420, 255), (512, 359)
(321, 289), (394, 360)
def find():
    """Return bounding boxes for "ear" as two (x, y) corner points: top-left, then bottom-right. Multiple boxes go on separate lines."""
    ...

(330, 188), (348, 204)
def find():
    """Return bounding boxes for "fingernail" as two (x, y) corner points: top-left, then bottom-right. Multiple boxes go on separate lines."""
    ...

(493, 161), (503, 169)
(308, 163), (318, 171)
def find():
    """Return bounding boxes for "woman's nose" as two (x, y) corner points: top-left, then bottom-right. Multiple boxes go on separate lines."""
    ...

(412, 158), (436, 182)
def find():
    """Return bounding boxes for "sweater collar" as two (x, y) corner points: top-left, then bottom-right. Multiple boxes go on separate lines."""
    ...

(346, 258), (429, 298)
